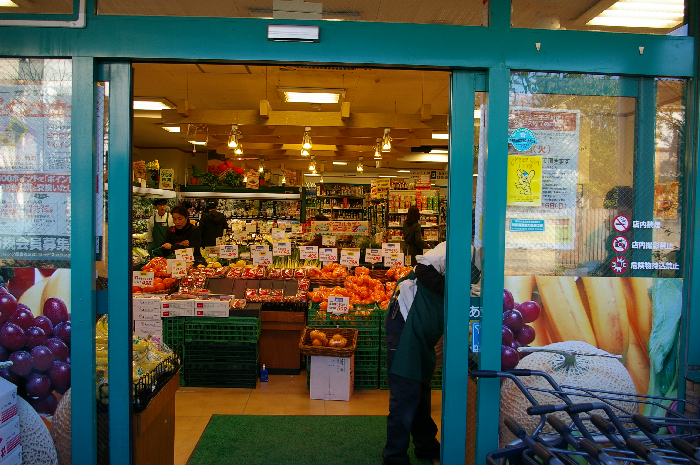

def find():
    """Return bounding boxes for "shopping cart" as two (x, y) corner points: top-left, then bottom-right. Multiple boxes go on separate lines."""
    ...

(472, 369), (700, 465)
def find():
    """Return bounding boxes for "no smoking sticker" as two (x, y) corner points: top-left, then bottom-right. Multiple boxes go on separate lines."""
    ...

(612, 235), (629, 253)
(613, 215), (630, 233)
(611, 256), (628, 274)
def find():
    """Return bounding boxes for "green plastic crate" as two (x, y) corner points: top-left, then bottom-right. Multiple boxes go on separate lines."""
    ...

(184, 360), (258, 388)
(307, 305), (382, 328)
(313, 325), (380, 349)
(354, 347), (380, 369)
(184, 316), (260, 343)
(162, 317), (186, 348)
(185, 344), (259, 364)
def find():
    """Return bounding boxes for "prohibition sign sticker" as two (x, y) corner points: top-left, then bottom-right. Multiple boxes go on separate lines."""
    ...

(611, 256), (628, 274)
(612, 235), (629, 253)
(613, 215), (630, 233)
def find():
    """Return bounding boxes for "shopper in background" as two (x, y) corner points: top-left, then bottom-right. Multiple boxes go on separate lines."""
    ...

(402, 206), (426, 266)
(383, 242), (446, 465)
(147, 198), (174, 254)
(199, 200), (227, 247)
(161, 205), (205, 265)
(303, 213), (329, 247)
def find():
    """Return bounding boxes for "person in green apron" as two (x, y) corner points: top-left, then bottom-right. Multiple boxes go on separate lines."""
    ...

(383, 242), (446, 465)
(147, 198), (174, 255)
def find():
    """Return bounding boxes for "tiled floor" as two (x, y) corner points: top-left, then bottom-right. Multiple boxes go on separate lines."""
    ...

(175, 371), (442, 465)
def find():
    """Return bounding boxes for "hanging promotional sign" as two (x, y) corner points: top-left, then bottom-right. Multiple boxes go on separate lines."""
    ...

(310, 221), (369, 235)
(159, 168), (174, 189)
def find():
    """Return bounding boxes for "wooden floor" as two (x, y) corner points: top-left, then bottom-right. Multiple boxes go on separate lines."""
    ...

(175, 371), (442, 465)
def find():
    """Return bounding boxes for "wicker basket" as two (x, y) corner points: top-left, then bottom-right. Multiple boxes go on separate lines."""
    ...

(299, 326), (358, 357)
(309, 277), (347, 288)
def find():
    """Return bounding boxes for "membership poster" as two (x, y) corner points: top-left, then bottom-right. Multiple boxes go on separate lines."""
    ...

(0, 82), (72, 261)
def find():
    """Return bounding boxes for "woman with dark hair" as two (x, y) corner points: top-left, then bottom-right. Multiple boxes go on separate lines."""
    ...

(402, 206), (426, 266)
(161, 205), (205, 264)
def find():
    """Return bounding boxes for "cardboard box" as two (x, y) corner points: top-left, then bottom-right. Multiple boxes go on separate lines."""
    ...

(135, 320), (163, 332)
(134, 309), (161, 321)
(194, 300), (229, 317)
(133, 297), (161, 312)
(0, 378), (17, 428)
(160, 300), (195, 317)
(0, 416), (20, 462)
(309, 355), (354, 401)
(0, 446), (21, 465)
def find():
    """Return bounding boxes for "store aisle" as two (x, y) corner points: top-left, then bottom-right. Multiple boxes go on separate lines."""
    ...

(174, 372), (442, 465)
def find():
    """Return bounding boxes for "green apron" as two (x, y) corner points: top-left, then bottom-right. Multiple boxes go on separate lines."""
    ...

(390, 280), (445, 384)
(148, 212), (170, 253)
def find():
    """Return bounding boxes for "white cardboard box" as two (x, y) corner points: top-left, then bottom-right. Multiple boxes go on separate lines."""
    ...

(194, 300), (229, 317)
(134, 320), (163, 333)
(134, 310), (161, 321)
(161, 300), (195, 317)
(0, 416), (21, 462)
(0, 378), (17, 428)
(0, 446), (21, 465)
(309, 355), (354, 401)
(133, 297), (161, 312)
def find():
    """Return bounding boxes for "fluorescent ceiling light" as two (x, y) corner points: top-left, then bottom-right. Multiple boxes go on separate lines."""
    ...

(188, 140), (207, 146)
(379, 175), (397, 178)
(432, 133), (448, 140)
(397, 170), (411, 173)
(162, 126), (180, 133)
(430, 149), (448, 154)
(587, 0), (684, 28)
(332, 161), (347, 165)
(305, 173), (321, 177)
(133, 98), (175, 111)
(281, 87), (345, 104)
(0, 1), (18, 7)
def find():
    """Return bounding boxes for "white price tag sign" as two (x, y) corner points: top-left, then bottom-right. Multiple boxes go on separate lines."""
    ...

(259, 223), (272, 234)
(322, 235), (337, 246)
(246, 223), (257, 233)
(340, 250), (360, 267)
(365, 248), (383, 263)
(382, 243), (400, 257)
(319, 248), (338, 262)
(405, 254), (412, 266)
(133, 271), (154, 288)
(219, 244), (239, 259)
(235, 232), (248, 241)
(175, 248), (194, 262)
(291, 224), (303, 234)
(300, 246), (318, 260)
(327, 296), (350, 315)
(273, 241), (292, 256)
(385, 252), (405, 267)
(251, 244), (270, 253)
(252, 250), (272, 266)
(171, 261), (187, 278)
(272, 228), (286, 240)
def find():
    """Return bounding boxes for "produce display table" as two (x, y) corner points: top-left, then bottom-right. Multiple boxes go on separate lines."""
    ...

(259, 311), (306, 374)
(133, 372), (179, 465)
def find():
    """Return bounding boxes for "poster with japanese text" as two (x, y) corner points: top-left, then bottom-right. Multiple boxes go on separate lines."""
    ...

(506, 155), (542, 206)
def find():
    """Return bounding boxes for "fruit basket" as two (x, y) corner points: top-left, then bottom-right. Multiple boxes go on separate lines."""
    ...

(132, 348), (182, 413)
(308, 277), (346, 287)
(299, 326), (358, 357)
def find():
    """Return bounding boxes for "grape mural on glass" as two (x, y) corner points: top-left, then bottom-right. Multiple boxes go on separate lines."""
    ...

(501, 287), (541, 370)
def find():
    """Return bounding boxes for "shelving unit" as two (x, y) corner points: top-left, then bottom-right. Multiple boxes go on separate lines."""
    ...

(386, 189), (441, 242)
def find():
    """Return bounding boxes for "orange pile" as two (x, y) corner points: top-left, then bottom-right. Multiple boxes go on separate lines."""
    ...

(306, 262), (348, 279)
(386, 266), (413, 281)
(141, 257), (170, 277)
(308, 271), (397, 310)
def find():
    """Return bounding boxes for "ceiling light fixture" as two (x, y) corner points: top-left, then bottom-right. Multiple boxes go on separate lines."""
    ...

(259, 160), (264, 172)
(319, 173), (324, 183)
(302, 127), (313, 150)
(234, 146), (243, 156)
(282, 174), (286, 184)
(357, 157), (364, 173)
(0, 1), (19, 7)
(301, 148), (310, 156)
(228, 124), (240, 148)
(397, 170), (411, 173)
(432, 133), (448, 140)
(188, 140), (207, 145)
(374, 138), (382, 159)
(162, 126), (180, 133)
(379, 175), (397, 178)
(587, 0), (684, 28)
(430, 149), (448, 154)
(381, 128), (392, 152)
(332, 161), (347, 165)
(309, 157), (316, 172)
(280, 87), (345, 104)
(133, 98), (175, 111)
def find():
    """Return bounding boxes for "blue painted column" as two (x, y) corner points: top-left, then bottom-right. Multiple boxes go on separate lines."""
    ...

(71, 56), (97, 465)
(442, 71), (475, 464)
(107, 62), (134, 465)
(474, 67), (510, 465)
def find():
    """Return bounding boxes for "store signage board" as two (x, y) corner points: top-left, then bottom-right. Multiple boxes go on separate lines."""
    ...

(246, 223), (257, 233)
(319, 248), (338, 262)
(133, 271), (154, 288)
(300, 246), (318, 260)
(470, 321), (481, 353)
(251, 244), (270, 253)
(272, 228), (286, 240)
(219, 244), (239, 259)
(171, 261), (187, 278)
(328, 296), (350, 315)
(340, 250), (359, 267)
(510, 219), (545, 232)
(311, 221), (369, 235)
(382, 243), (400, 257)
(365, 248), (382, 263)
(252, 250), (272, 266)
(159, 168), (174, 189)
(322, 235), (337, 246)
(385, 252), (405, 267)
(273, 241), (291, 256)
(175, 248), (194, 262)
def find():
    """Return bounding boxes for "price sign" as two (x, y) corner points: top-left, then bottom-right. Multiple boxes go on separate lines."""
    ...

(322, 235), (337, 246)
(171, 261), (187, 278)
(405, 254), (412, 266)
(319, 248), (338, 262)
(251, 244), (270, 254)
(385, 252), (405, 267)
(340, 250), (360, 267)
(273, 241), (292, 256)
(327, 296), (350, 315)
(252, 250), (272, 266)
(175, 248), (194, 262)
(235, 232), (248, 241)
(259, 223), (272, 234)
(246, 223), (257, 233)
(205, 246), (219, 256)
(382, 242), (400, 257)
(133, 271), (154, 288)
(291, 224), (303, 234)
(272, 228), (286, 240)
(219, 244), (239, 259)
(365, 248), (383, 263)
(300, 246), (318, 260)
